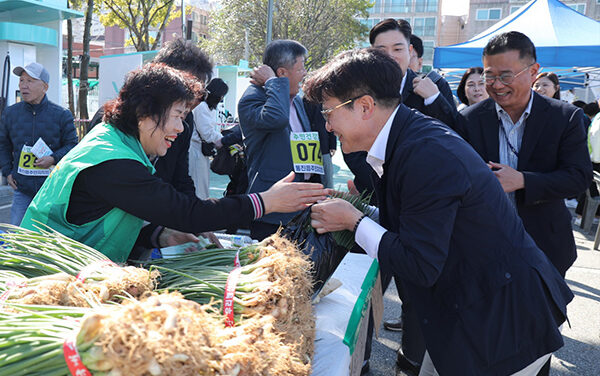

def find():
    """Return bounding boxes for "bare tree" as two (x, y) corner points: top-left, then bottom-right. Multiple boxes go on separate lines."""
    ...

(66, 0), (79, 116)
(78, 0), (94, 119)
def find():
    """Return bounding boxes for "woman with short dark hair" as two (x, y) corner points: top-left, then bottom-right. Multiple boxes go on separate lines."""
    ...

(21, 64), (328, 262)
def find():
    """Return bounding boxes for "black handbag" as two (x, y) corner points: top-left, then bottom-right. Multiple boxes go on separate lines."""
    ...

(210, 145), (237, 175)
(200, 140), (216, 157)
(193, 120), (217, 157)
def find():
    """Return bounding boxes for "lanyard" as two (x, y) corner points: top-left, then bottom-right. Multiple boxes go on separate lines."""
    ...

(498, 118), (520, 158)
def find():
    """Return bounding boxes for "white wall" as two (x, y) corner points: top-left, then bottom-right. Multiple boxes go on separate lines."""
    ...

(98, 53), (145, 107)
(0, 19), (63, 107)
(36, 20), (62, 105)
(0, 42), (37, 106)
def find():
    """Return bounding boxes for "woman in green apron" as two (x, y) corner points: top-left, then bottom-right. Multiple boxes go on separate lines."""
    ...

(21, 64), (328, 262)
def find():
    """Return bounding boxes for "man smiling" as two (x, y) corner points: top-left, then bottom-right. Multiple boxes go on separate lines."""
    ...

(305, 47), (573, 376)
(457, 32), (591, 279)
(456, 32), (591, 375)
(239, 40), (321, 241)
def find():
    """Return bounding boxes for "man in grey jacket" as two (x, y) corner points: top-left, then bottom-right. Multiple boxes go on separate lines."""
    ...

(238, 40), (322, 241)
(0, 62), (78, 225)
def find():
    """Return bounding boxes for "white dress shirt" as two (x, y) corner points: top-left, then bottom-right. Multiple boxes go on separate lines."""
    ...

(354, 105), (400, 259)
(495, 90), (534, 206)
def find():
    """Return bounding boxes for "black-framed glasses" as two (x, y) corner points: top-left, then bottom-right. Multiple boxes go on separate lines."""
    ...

(483, 63), (534, 86)
(321, 95), (365, 121)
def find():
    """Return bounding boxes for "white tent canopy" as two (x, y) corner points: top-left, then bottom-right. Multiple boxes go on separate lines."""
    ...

(433, 0), (600, 69)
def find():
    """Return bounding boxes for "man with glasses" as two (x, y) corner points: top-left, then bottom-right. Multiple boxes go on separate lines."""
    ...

(359, 18), (459, 375)
(306, 47), (573, 376)
(457, 31), (591, 375)
(239, 39), (320, 241)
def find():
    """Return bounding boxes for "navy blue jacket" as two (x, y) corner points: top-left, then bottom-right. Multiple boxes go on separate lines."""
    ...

(343, 69), (458, 199)
(376, 104), (573, 375)
(238, 77), (312, 226)
(402, 68), (458, 129)
(457, 93), (592, 276)
(0, 95), (78, 197)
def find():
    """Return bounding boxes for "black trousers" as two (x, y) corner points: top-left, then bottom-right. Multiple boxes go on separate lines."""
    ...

(364, 269), (426, 364)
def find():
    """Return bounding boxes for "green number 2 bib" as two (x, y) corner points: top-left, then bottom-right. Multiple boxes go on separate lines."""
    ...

(290, 131), (324, 175)
(17, 145), (50, 176)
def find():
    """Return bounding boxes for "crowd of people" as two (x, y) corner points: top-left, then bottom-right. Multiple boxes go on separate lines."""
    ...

(0, 16), (598, 376)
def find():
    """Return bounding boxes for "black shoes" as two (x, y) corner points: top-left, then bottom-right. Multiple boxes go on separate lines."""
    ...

(383, 318), (403, 331)
(360, 360), (370, 375)
(396, 351), (421, 376)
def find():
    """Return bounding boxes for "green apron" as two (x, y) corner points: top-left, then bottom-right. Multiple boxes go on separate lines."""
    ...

(21, 123), (155, 263)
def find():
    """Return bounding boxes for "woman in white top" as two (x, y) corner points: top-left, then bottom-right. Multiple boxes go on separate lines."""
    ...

(189, 78), (229, 199)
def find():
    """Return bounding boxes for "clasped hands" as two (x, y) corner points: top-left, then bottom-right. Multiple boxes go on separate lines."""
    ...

(487, 161), (525, 193)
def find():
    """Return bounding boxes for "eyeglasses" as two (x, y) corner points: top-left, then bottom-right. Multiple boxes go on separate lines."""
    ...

(321, 95), (365, 121)
(482, 63), (534, 86)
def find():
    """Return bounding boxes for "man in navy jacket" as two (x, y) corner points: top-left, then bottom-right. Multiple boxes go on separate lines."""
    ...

(306, 48), (573, 376)
(457, 32), (591, 279)
(0, 62), (77, 225)
(456, 31), (591, 376)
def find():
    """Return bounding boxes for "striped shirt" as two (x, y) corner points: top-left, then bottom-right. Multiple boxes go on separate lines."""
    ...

(495, 90), (534, 206)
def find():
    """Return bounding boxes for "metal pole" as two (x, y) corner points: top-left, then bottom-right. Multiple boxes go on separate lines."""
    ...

(266, 0), (273, 45)
(181, 0), (186, 39)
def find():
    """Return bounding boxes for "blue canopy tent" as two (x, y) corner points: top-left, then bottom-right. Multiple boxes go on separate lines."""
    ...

(433, 0), (600, 69)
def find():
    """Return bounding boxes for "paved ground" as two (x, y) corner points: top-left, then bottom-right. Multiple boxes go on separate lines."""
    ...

(367, 219), (600, 376)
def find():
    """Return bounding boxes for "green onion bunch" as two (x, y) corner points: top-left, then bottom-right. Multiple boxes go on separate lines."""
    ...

(321, 191), (375, 250)
(139, 243), (261, 269)
(0, 305), (102, 376)
(0, 225), (109, 278)
(147, 235), (313, 321)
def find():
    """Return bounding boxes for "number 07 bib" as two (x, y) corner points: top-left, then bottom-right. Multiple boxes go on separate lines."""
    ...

(18, 145), (50, 176)
(290, 131), (324, 175)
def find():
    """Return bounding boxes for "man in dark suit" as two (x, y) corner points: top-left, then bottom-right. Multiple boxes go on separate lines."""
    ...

(458, 32), (590, 278)
(239, 40), (322, 241)
(361, 18), (461, 372)
(344, 20), (458, 203)
(457, 31), (591, 376)
(306, 47), (573, 376)
(371, 18), (457, 128)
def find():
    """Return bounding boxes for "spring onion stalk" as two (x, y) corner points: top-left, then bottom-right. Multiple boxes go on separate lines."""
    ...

(152, 236), (312, 316)
(139, 244), (261, 269)
(147, 234), (316, 363)
(0, 306), (97, 376)
(0, 224), (109, 278)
